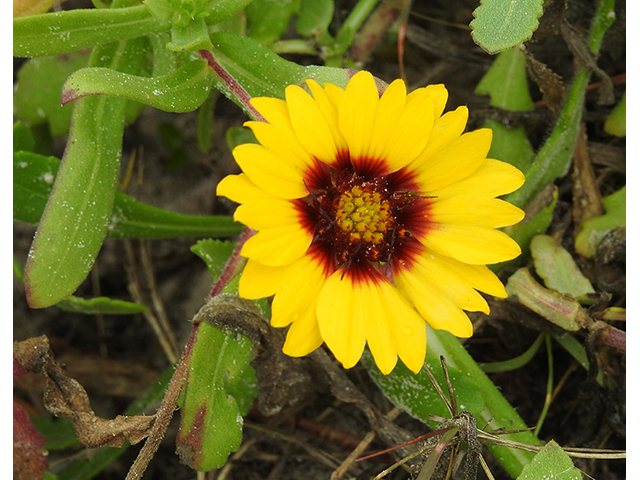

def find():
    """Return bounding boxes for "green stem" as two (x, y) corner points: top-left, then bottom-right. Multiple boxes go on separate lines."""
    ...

(505, 0), (616, 209)
(534, 334), (554, 437)
(479, 333), (545, 373)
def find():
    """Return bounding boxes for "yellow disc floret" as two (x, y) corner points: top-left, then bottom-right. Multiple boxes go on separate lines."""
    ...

(336, 186), (391, 244)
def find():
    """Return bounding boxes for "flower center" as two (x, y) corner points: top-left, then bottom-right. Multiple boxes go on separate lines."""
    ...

(335, 186), (391, 244)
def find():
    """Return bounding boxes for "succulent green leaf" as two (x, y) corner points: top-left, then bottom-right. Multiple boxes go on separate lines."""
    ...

(517, 440), (582, 480)
(363, 350), (485, 422)
(13, 151), (58, 225)
(245, 0), (301, 45)
(295, 0), (333, 37)
(575, 186), (626, 259)
(14, 150), (243, 239)
(176, 321), (256, 471)
(470, 0), (544, 54)
(364, 326), (541, 477)
(109, 195), (244, 238)
(604, 91), (626, 137)
(226, 126), (258, 150)
(13, 122), (36, 153)
(497, 185), (558, 271)
(506, 268), (586, 331)
(484, 120), (534, 173)
(24, 39), (146, 309)
(167, 17), (212, 51)
(476, 47), (534, 111)
(530, 235), (595, 297)
(56, 296), (148, 314)
(14, 52), (89, 137)
(62, 59), (215, 113)
(191, 239), (237, 281)
(208, 31), (352, 109)
(13, 5), (171, 58)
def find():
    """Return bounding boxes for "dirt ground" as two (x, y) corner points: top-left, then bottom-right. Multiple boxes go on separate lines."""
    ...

(14, 0), (626, 479)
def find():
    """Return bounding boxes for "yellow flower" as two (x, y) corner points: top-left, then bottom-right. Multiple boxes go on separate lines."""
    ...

(217, 71), (525, 375)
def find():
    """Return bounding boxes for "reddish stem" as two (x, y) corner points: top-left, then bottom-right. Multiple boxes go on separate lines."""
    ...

(125, 325), (200, 480)
(198, 50), (266, 122)
(208, 227), (256, 299)
(599, 324), (626, 354)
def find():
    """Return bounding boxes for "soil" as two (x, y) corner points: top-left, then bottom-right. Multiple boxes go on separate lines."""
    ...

(14, 0), (626, 479)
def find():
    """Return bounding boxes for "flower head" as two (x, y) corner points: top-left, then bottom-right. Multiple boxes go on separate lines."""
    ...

(217, 71), (525, 375)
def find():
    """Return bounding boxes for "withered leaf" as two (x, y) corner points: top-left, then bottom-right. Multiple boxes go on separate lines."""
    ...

(14, 336), (155, 448)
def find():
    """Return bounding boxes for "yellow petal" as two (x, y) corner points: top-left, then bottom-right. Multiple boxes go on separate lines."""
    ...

(416, 128), (493, 192)
(372, 81), (436, 172)
(405, 251), (490, 314)
(395, 268), (473, 338)
(420, 224), (522, 265)
(282, 306), (323, 357)
(286, 84), (343, 164)
(238, 259), (288, 299)
(430, 197), (525, 228)
(431, 255), (508, 298)
(338, 70), (380, 162)
(305, 79), (348, 155)
(245, 121), (313, 170)
(370, 280), (427, 374)
(411, 106), (469, 171)
(271, 255), (329, 327)
(250, 96), (292, 132)
(407, 84), (448, 124)
(241, 223), (312, 266)
(316, 269), (367, 369)
(433, 158), (526, 200)
(216, 173), (252, 204)
(367, 79), (405, 158)
(323, 82), (345, 108)
(217, 173), (303, 230)
(233, 143), (308, 199)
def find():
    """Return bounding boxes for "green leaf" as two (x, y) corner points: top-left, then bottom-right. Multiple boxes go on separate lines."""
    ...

(574, 186), (626, 259)
(517, 440), (582, 480)
(207, 31), (352, 113)
(176, 320), (256, 471)
(13, 52), (89, 137)
(56, 296), (148, 314)
(484, 119), (534, 173)
(13, 5), (171, 58)
(13, 150), (243, 238)
(62, 59), (215, 113)
(25, 38), (146, 309)
(191, 239), (237, 281)
(363, 350), (485, 422)
(530, 235), (595, 298)
(470, 0), (544, 54)
(364, 326), (541, 478)
(14, 122), (36, 153)
(30, 417), (79, 451)
(109, 194), (244, 238)
(167, 17), (212, 51)
(226, 126), (258, 150)
(245, 0), (301, 45)
(476, 47), (534, 111)
(506, 268), (585, 331)
(295, 0), (333, 37)
(604, 91), (626, 137)
(497, 185), (558, 271)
